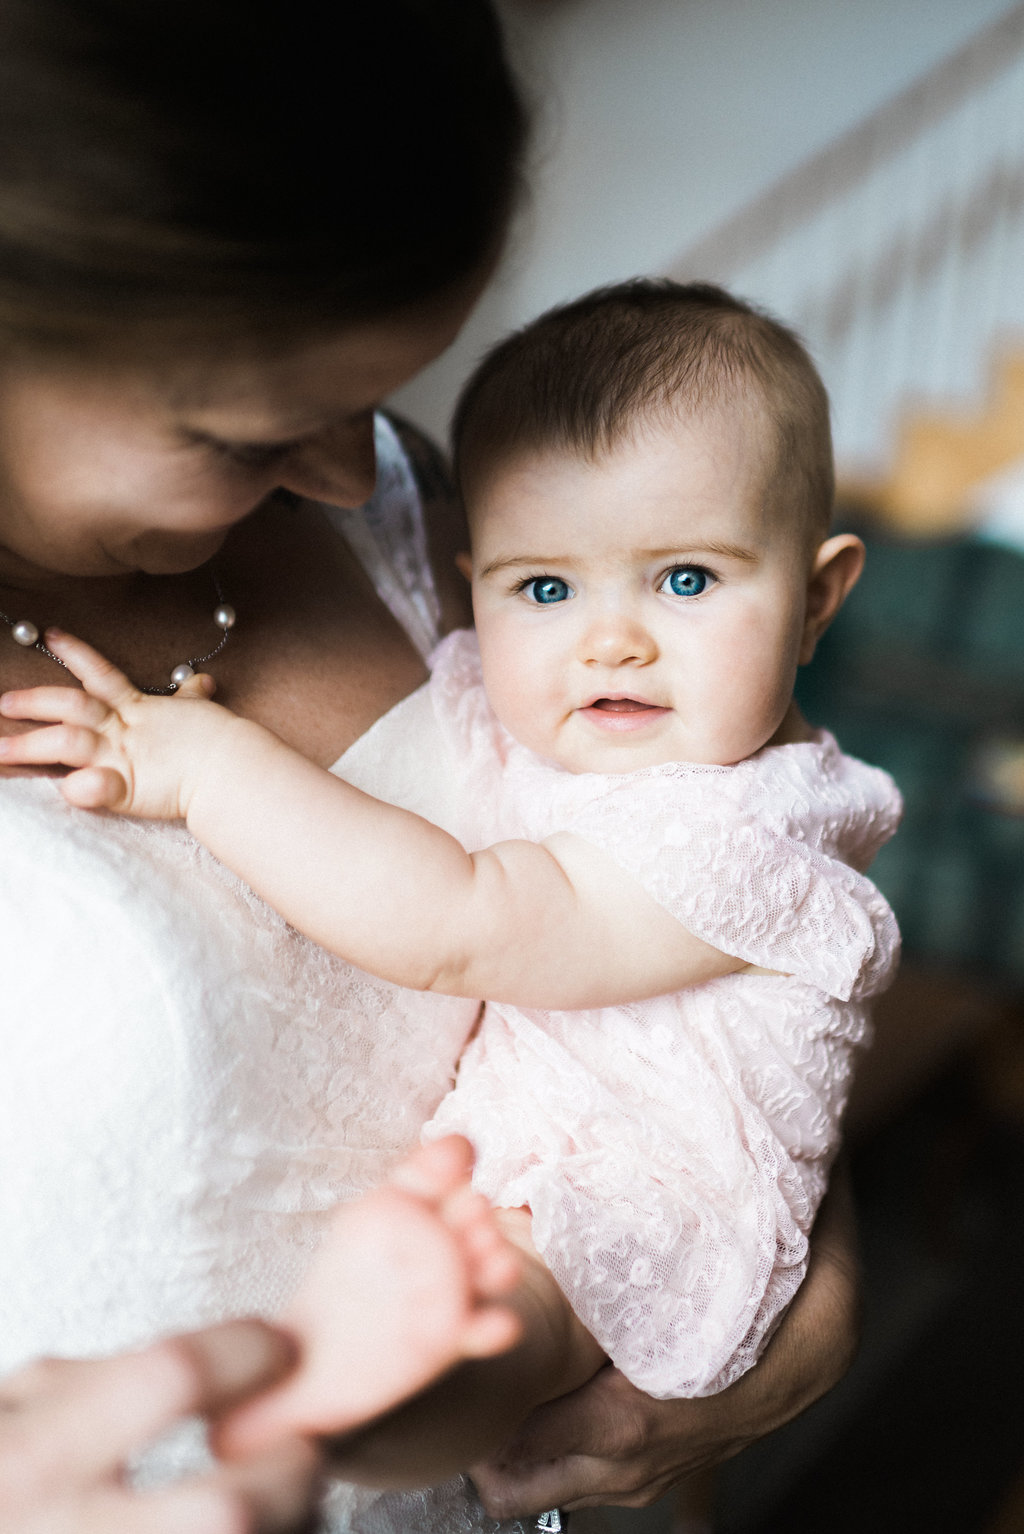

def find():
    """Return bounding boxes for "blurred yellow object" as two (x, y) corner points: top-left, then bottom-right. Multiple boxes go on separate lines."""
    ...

(969, 735), (1024, 816)
(838, 352), (1024, 536)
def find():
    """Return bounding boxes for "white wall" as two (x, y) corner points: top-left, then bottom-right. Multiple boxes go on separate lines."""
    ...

(391, 0), (1021, 444)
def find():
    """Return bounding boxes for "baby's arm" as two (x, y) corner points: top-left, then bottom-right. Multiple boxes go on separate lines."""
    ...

(0, 631), (747, 1009)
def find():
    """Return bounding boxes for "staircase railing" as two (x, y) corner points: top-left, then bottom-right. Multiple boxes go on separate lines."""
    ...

(668, 3), (1024, 487)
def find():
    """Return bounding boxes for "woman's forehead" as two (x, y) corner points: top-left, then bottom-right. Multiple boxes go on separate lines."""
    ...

(163, 288), (480, 422)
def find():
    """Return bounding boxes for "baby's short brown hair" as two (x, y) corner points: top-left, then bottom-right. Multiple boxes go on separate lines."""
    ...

(452, 279), (834, 543)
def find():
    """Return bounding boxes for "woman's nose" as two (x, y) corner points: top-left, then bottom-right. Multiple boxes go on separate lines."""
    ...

(277, 412), (377, 508)
(578, 611), (658, 668)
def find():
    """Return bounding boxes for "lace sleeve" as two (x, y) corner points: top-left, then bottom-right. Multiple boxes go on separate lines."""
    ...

(424, 636), (901, 1002)
(563, 757), (901, 1002)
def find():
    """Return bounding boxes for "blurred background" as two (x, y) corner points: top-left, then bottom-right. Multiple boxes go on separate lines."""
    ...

(392, 2), (1024, 1529)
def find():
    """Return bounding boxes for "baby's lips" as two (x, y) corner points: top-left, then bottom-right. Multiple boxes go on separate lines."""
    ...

(585, 696), (665, 713)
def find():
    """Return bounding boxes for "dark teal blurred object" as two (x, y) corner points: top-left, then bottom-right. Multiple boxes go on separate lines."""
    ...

(796, 527), (1024, 987)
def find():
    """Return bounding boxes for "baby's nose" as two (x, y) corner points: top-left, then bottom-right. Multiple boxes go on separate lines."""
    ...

(580, 614), (658, 667)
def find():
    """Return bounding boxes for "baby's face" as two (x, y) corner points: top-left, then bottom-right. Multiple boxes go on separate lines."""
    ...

(464, 407), (818, 773)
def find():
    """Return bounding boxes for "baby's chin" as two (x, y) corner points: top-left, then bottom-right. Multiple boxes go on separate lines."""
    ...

(528, 719), (707, 775)
(530, 715), (803, 774)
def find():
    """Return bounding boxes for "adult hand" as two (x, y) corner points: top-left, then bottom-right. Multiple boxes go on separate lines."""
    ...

(0, 1320), (322, 1533)
(471, 1164), (860, 1516)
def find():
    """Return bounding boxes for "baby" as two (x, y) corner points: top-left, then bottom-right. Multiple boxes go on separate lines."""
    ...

(0, 280), (901, 1450)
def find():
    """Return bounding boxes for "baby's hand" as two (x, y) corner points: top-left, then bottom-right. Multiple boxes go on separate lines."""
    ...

(0, 628), (235, 820)
(214, 1136), (523, 1458)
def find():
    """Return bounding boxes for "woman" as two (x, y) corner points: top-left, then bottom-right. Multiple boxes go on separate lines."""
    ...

(0, 1), (859, 1530)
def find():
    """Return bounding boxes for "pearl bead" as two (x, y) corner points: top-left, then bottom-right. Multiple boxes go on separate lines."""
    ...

(214, 603), (236, 630)
(12, 620), (40, 647)
(170, 662), (195, 688)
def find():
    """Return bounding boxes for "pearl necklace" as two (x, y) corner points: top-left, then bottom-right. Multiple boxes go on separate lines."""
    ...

(0, 570), (237, 695)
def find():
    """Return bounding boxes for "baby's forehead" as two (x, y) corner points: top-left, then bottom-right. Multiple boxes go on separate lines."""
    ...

(463, 394), (821, 559)
(466, 392), (777, 499)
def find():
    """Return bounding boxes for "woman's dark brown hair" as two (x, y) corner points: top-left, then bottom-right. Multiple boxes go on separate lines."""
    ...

(0, 0), (526, 355)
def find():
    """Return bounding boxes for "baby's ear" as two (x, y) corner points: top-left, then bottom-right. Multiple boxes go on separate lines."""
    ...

(799, 533), (865, 665)
(455, 551), (473, 583)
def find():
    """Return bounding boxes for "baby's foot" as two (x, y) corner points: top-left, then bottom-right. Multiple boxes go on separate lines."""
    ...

(215, 1136), (521, 1457)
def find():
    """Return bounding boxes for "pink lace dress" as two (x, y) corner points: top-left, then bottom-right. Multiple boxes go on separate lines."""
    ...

(411, 629), (903, 1399)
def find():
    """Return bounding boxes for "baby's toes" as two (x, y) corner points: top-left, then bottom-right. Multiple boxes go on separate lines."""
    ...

(213, 1391), (295, 1460)
(390, 1135), (475, 1205)
(458, 1304), (522, 1360)
(471, 1234), (522, 1297)
(441, 1183), (492, 1235)
(446, 1204), (521, 1298)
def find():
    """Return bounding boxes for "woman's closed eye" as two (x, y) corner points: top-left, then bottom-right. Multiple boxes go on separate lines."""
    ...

(658, 565), (715, 599)
(517, 575), (575, 605)
(182, 430), (305, 471)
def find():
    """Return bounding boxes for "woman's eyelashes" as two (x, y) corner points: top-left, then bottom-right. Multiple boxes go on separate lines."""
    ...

(209, 438), (299, 470)
(182, 430), (303, 472)
(185, 409), (376, 475)
(659, 564), (716, 599)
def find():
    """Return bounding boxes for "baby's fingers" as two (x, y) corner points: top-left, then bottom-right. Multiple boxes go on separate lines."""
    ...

(175, 671), (217, 701)
(0, 721), (105, 769)
(41, 628), (141, 709)
(61, 765), (132, 810)
(0, 684), (110, 728)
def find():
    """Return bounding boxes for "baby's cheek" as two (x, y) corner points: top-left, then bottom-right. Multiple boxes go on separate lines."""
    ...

(492, 695), (557, 760)
(477, 644), (554, 756)
(704, 626), (794, 761)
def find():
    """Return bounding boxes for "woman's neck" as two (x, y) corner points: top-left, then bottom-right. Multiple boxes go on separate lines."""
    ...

(0, 560), (144, 615)
(0, 499), (430, 768)
(0, 558), (221, 665)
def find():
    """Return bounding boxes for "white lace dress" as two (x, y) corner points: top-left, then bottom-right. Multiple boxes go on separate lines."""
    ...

(0, 416), (529, 1534)
(396, 630), (903, 1399)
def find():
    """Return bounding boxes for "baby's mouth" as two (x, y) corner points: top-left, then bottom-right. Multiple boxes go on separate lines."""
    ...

(580, 697), (670, 732)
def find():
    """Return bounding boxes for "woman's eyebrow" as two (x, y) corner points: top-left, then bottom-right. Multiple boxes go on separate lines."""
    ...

(181, 425), (309, 452)
(178, 404), (329, 434)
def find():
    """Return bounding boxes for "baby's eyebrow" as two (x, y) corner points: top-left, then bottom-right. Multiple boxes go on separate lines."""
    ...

(640, 542), (760, 563)
(478, 553), (573, 577)
(478, 541), (760, 578)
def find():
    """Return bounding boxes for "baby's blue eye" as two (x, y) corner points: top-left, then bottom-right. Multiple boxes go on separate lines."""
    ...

(523, 576), (573, 605)
(662, 566), (710, 598)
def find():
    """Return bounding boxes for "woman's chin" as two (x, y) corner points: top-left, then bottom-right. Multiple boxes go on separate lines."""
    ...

(123, 528), (233, 576)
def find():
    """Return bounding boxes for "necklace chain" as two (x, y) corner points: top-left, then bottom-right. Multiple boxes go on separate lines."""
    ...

(0, 569), (237, 695)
